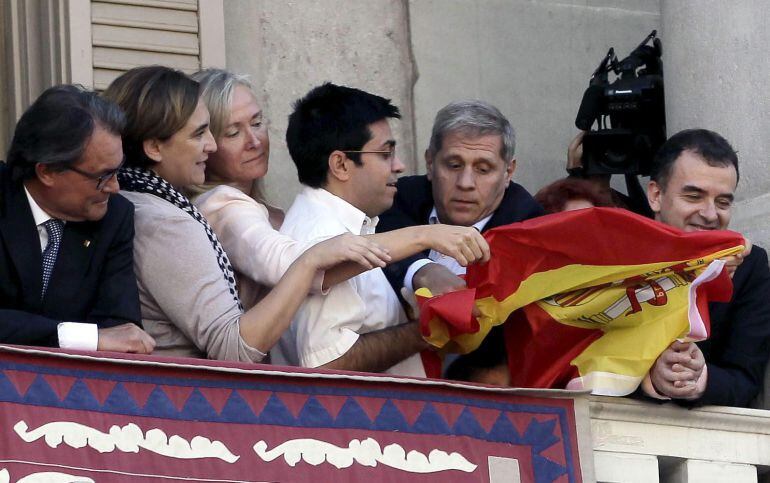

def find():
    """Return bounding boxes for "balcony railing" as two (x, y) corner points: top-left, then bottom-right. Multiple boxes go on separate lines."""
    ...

(590, 396), (770, 482)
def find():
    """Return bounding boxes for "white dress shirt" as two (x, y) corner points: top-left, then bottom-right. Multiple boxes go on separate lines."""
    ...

(273, 187), (425, 377)
(403, 207), (492, 292)
(23, 186), (98, 350)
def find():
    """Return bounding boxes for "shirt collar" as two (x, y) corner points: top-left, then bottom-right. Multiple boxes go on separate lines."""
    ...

(303, 187), (379, 235)
(428, 207), (492, 231)
(23, 185), (53, 227)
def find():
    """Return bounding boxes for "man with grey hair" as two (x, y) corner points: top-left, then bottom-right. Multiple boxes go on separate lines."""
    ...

(378, 100), (543, 381)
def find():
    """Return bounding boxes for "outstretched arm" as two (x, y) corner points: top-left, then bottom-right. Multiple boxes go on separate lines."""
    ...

(197, 188), (487, 292)
(239, 233), (391, 354)
(135, 216), (387, 362)
(322, 224), (489, 289)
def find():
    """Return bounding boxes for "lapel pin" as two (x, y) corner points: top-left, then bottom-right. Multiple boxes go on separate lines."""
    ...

(83, 240), (91, 248)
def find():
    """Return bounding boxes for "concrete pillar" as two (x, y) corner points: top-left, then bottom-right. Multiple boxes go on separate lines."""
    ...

(594, 451), (660, 483)
(661, 1), (770, 248)
(663, 459), (757, 483)
(222, 0), (417, 209)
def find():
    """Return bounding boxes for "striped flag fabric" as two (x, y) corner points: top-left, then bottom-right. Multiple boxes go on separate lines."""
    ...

(418, 208), (744, 395)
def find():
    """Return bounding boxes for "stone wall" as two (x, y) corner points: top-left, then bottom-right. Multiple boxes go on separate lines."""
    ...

(223, 0), (417, 208)
(410, 0), (660, 192)
(223, 0), (661, 208)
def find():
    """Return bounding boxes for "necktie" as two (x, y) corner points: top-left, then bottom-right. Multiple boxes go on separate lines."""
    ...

(41, 219), (64, 298)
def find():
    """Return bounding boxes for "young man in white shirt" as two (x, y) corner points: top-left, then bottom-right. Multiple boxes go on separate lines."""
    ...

(274, 83), (488, 376)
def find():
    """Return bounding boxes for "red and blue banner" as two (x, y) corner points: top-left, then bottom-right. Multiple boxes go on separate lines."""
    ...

(0, 345), (592, 482)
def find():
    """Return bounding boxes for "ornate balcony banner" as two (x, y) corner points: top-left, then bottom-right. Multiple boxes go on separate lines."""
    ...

(0, 345), (592, 482)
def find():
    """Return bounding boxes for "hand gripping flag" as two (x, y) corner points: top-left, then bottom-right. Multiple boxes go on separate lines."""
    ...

(417, 208), (744, 395)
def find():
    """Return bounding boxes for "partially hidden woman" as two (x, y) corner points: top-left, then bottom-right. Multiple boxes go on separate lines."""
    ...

(103, 66), (391, 362)
(189, 68), (491, 310)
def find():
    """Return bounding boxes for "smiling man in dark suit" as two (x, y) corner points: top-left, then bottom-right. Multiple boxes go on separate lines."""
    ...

(377, 100), (543, 381)
(0, 85), (154, 353)
(641, 129), (770, 408)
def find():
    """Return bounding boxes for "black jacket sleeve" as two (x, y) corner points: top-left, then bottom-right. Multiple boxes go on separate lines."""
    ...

(0, 310), (61, 346)
(695, 246), (770, 407)
(85, 195), (142, 326)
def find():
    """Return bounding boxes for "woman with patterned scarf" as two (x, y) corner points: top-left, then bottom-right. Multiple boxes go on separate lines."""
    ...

(103, 66), (391, 362)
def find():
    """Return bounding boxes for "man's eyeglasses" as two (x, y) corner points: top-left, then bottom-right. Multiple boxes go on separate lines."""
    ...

(65, 161), (125, 190)
(342, 146), (396, 161)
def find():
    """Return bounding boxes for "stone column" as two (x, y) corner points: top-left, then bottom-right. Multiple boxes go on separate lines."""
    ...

(661, 1), (770, 247)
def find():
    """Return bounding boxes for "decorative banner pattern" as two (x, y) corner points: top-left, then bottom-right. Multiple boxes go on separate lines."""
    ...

(0, 345), (592, 482)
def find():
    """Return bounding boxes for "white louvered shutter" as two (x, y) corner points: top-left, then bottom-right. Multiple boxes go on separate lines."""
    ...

(90, 0), (223, 90)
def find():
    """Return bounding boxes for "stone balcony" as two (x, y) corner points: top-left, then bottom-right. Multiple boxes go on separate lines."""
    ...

(590, 396), (770, 482)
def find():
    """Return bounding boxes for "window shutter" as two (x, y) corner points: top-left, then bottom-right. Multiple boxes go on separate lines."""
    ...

(91, 0), (224, 90)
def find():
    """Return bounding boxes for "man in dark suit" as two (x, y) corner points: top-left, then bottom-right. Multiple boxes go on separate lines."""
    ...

(0, 85), (154, 353)
(641, 129), (770, 407)
(377, 100), (543, 381)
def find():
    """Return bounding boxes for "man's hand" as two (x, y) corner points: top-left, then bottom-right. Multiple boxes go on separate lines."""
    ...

(97, 323), (156, 354)
(648, 341), (707, 400)
(412, 263), (466, 295)
(722, 238), (753, 278)
(421, 225), (490, 266)
(411, 263), (481, 318)
(567, 131), (586, 171)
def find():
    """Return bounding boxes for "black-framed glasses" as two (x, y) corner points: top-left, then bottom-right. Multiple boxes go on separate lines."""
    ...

(65, 160), (125, 190)
(342, 146), (396, 161)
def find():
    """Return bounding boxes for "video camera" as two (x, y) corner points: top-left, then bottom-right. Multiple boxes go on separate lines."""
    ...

(574, 31), (666, 176)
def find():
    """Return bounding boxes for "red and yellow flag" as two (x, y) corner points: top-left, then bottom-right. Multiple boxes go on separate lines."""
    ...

(418, 208), (744, 395)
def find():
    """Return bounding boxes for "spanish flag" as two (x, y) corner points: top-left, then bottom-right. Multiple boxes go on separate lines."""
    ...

(418, 208), (744, 395)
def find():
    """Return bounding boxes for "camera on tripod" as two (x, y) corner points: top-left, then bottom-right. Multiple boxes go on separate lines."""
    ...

(574, 31), (666, 176)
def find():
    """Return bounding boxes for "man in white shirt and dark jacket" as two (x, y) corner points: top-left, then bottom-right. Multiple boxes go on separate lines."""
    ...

(0, 85), (154, 354)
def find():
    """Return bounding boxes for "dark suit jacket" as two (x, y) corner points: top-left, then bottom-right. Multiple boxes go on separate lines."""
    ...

(377, 175), (543, 374)
(0, 165), (141, 346)
(377, 174), (544, 292)
(695, 246), (770, 407)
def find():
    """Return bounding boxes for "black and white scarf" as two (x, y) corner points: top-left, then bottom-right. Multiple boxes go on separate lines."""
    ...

(118, 166), (243, 312)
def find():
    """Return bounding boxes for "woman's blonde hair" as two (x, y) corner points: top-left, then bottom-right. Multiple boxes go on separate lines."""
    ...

(191, 69), (254, 140)
(189, 68), (268, 203)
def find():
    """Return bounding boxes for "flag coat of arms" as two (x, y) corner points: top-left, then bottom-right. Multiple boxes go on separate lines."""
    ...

(418, 208), (744, 395)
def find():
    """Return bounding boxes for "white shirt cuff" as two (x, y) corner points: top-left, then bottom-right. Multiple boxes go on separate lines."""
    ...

(404, 259), (435, 293)
(57, 322), (98, 351)
(312, 270), (329, 295)
(300, 328), (360, 368)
